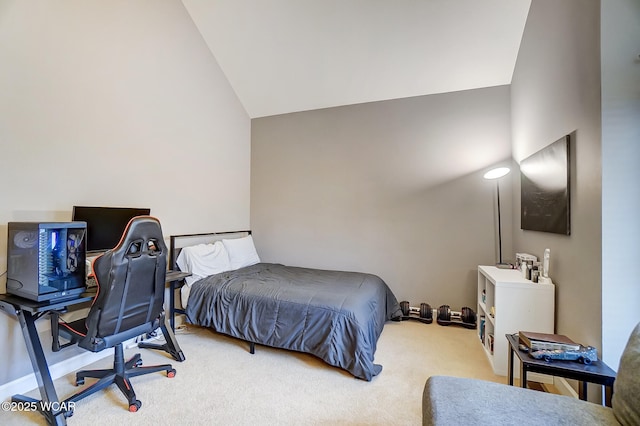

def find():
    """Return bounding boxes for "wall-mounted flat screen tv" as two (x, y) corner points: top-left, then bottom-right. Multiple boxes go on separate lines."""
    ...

(520, 135), (570, 235)
(72, 206), (151, 253)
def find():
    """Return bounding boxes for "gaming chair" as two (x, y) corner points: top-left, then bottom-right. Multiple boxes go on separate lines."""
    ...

(58, 216), (175, 413)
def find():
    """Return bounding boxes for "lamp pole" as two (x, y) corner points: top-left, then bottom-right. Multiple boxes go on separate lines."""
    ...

(496, 179), (503, 264)
(483, 167), (511, 268)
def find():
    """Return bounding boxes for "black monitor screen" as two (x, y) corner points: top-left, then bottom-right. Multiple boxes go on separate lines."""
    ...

(72, 206), (151, 253)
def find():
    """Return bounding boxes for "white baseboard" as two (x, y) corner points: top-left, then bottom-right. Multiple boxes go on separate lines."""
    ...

(553, 377), (579, 398)
(524, 373), (578, 398)
(0, 350), (112, 403)
(511, 368), (554, 384)
(527, 372), (554, 385)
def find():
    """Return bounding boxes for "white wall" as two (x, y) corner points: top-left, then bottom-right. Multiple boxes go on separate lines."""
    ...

(601, 0), (640, 369)
(0, 0), (250, 388)
(251, 87), (513, 310)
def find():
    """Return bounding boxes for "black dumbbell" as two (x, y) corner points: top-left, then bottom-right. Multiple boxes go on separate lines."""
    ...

(399, 301), (433, 324)
(437, 304), (477, 329)
(400, 300), (411, 316)
(461, 306), (477, 325)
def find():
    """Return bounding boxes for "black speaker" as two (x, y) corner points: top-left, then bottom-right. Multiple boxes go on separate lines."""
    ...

(7, 221), (87, 302)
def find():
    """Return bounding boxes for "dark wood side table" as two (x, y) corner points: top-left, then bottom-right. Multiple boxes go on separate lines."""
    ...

(506, 333), (617, 407)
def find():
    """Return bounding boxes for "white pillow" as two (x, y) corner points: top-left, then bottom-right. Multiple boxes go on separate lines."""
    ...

(176, 241), (231, 286)
(222, 235), (260, 270)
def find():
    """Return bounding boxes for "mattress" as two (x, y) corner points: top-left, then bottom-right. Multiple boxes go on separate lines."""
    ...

(185, 262), (402, 380)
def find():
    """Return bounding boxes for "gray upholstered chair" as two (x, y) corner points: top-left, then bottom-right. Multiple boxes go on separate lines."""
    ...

(423, 322), (640, 425)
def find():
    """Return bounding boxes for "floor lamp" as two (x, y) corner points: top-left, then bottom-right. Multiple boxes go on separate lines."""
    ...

(483, 167), (511, 269)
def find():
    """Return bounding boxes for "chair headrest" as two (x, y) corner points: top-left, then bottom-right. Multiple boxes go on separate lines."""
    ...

(110, 216), (166, 259)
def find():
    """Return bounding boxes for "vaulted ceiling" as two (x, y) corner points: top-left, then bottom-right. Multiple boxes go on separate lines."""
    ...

(182, 1), (532, 118)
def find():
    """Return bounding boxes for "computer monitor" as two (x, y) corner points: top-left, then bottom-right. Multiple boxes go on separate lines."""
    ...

(71, 206), (151, 254)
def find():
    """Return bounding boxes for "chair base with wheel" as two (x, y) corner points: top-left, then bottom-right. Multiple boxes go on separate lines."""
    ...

(64, 342), (175, 412)
(58, 315), (176, 412)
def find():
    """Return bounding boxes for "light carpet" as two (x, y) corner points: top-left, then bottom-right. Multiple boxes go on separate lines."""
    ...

(2, 321), (504, 425)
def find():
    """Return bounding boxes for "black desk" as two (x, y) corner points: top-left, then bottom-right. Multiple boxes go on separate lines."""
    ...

(0, 292), (96, 425)
(506, 333), (617, 406)
(0, 276), (187, 426)
(164, 270), (191, 331)
(137, 271), (188, 359)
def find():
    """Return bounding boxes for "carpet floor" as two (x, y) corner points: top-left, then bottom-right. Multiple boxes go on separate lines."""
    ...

(2, 320), (504, 425)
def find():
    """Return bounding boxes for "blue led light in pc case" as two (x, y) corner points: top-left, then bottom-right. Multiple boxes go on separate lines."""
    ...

(7, 222), (87, 302)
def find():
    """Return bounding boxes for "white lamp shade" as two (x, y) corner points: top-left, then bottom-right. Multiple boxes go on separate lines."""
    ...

(483, 167), (510, 180)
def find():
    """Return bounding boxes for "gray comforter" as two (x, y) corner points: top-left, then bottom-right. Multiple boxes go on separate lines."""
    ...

(185, 263), (402, 381)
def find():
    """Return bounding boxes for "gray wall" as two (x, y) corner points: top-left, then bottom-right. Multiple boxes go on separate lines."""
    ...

(511, 0), (640, 382)
(251, 87), (513, 310)
(510, 0), (605, 398)
(0, 1), (250, 389)
(601, 0), (640, 368)
(511, 0), (602, 347)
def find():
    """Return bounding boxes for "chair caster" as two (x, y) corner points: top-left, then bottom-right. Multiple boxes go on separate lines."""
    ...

(129, 400), (142, 412)
(167, 368), (176, 378)
(75, 378), (85, 386)
(134, 358), (143, 367)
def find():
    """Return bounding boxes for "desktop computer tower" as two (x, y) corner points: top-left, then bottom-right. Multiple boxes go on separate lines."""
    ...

(7, 221), (87, 302)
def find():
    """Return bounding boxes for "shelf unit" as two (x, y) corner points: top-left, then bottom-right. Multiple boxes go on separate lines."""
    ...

(477, 265), (555, 376)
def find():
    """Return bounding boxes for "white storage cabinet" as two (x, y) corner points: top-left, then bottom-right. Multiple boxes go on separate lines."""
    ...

(477, 265), (555, 376)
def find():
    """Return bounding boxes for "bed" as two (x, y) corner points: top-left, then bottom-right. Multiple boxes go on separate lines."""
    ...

(169, 231), (402, 381)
